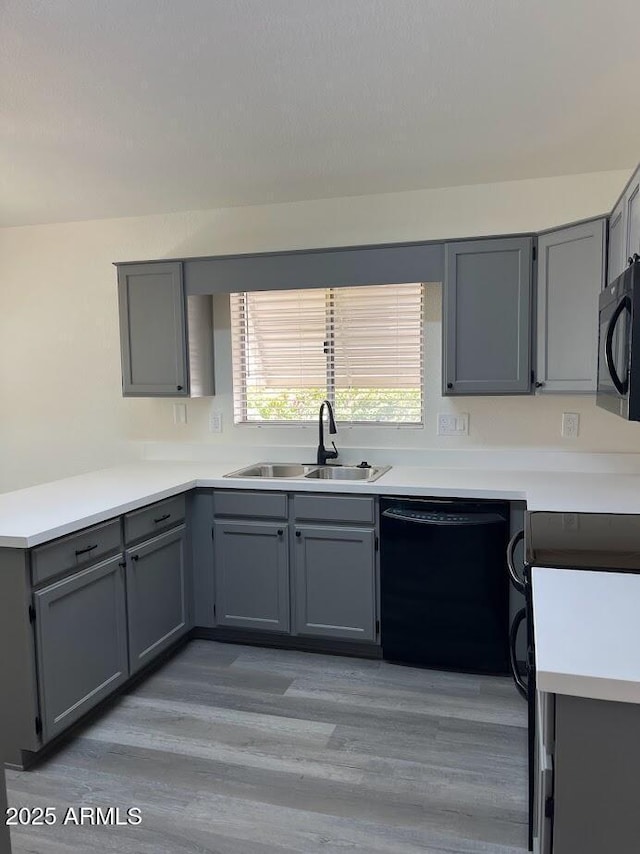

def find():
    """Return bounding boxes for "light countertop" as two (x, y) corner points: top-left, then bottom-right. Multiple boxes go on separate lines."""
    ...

(1, 458), (640, 547)
(533, 566), (640, 704)
(3, 460), (640, 705)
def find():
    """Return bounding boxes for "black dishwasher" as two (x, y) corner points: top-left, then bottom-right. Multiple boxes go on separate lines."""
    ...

(380, 497), (510, 674)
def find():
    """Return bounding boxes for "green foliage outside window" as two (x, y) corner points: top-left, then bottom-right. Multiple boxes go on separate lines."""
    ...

(246, 388), (422, 423)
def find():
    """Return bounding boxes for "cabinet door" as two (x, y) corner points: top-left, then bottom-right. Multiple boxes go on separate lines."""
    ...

(34, 555), (128, 743)
(608, 198), (625, 285)
(213, 520), (289, 632)
(293, 526), (376, 641)
(443, 237), (532, 394)
(553, 694), (640, 854)
(536, 219), (605, 393)
(117, 261), (188, 396)
(0, 771), (9, 853)
(126, 526), (188, 674)
(625, 168), (640, 262)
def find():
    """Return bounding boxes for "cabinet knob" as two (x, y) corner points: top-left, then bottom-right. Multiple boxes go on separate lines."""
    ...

(295, 531), (301, 538)
(177, 385), (184, 391)
(132, 554), (139, 562)
(535, 381), (545, 388)
(446, 382), (453, 390)
(277, 529), (284, 536)
(118, 560), (126, 568)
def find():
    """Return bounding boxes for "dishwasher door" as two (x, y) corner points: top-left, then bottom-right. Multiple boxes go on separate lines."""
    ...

(380, 497), (510, 674)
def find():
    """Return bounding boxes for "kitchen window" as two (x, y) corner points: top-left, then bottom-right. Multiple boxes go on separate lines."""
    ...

(230, 283), (424, 425)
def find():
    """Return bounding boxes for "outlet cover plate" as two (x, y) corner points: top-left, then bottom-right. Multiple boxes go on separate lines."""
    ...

(173, 404), (187, 426)
(209, 411), (223, 433)
(438, 413), (469, 436)
(562, 412), (580, 439)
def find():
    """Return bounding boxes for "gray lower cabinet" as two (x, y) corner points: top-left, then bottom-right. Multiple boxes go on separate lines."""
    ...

(1, 494), (197, 767)
(536, 218), (606, 393)
(293, 525), (376, 641)
(0, 768), (9, 852)
(551, 693), (640, 854)
(213, 520), (290, 632)
(533, 691), (554, 854)
(33, 554), (128, 743)
(443, 237), (533, 395)
(126, 525), (188, 674)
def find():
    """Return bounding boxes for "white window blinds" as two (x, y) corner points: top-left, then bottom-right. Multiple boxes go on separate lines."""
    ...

(230, 284), (424, 424)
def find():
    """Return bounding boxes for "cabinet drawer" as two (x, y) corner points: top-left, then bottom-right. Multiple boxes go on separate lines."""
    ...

(213, 490), (288, 520)
(124, 494), (186, 545)
(293, 494), (375, 525)
(31, 519), (122, 587)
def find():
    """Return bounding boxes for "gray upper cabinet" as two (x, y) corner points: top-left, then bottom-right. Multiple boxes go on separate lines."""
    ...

(608, 199), (625, 285)
(118, 262), (188, 396)
(293, 525), (376, 641)
(443, 237), (533, 395)
(607, 164), (640, 284)
(626, 168), (640, 261)
(126, 525), (189, 674)
(213, 520), (290, 633)
(34, 554), (128, 743)
(536, 218), (606, 393)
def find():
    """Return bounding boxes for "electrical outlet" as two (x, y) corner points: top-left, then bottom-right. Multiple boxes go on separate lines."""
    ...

(209, 411), (223, 433)
(437, 413), (469, 436)
(562, 412), (580, 439)
(173, 404), (187, 426)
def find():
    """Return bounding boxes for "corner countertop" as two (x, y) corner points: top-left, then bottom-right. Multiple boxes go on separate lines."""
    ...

(533, 566), (640, 704)
(1, 459), (640, 548)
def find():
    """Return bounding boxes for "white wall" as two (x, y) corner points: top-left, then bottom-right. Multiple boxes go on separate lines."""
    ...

(1, 168), (637, 492)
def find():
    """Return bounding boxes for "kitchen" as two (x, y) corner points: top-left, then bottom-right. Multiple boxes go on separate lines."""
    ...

(3, 2), (640, 853)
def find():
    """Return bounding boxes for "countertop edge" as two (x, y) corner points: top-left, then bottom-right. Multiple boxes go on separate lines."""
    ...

(16, 480), (199, 548)
(0, 466), (530, 548)
(536, 671), (640, 705)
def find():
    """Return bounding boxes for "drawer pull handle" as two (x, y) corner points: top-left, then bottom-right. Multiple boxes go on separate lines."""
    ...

(153, 514), (171, 524)
(75, 544), (98, 556)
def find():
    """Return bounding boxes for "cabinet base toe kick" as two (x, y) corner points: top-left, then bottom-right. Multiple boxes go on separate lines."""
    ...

(192, 626), (382, 660)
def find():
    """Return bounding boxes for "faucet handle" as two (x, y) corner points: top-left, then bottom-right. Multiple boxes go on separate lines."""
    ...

(331, 441), (339, 457)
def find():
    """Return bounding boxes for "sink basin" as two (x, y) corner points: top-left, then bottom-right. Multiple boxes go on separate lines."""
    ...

(224, 462), (391, 483)
(304, 465), (390, 483)
(224, 463), (317, 478)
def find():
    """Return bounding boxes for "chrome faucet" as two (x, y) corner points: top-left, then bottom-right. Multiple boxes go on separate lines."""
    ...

(317, 400), (339, 465)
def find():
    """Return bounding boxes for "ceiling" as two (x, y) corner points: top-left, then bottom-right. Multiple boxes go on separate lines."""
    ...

(2, 0), (639, 227)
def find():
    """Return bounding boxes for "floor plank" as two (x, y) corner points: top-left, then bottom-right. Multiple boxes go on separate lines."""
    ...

(7, 640), (528, 853)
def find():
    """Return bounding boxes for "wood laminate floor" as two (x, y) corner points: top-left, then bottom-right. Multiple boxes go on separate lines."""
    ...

(7, 641), (528, 853)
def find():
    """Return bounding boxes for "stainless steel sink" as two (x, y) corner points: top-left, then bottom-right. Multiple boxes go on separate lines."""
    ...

(304, 465), (390, 482)
(223, 462), (391, 483)
(224, 463), (317, 478)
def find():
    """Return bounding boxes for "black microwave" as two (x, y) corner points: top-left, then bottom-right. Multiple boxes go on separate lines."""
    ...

(597, 256), (640, 420)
